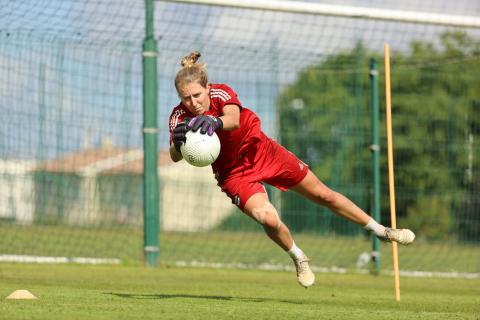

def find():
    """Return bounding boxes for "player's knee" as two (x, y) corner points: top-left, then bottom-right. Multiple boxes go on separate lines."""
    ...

(263, 211), (281, 230)
(316, 189), (338, 207)
(252, 202), (281, 229)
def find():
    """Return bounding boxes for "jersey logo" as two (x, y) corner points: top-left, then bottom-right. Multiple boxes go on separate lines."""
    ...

(210, 88), (231, 102)
(169, 109), (185, 131)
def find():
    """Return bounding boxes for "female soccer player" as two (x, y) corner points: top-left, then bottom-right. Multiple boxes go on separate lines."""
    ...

(168, 51), (415, 288)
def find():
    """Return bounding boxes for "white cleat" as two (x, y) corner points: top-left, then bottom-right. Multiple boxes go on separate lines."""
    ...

(378, 227), (415, 245)
(293, 255), (315, 288)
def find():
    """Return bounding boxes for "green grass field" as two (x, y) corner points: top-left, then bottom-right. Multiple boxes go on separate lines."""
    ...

(1, 263), (479, 320)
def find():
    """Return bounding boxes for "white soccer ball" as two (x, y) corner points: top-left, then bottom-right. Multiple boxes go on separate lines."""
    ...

(180, 130), (221, 167)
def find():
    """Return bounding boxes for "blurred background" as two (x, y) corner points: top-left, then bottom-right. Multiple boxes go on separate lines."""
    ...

(0, 0), (479, 276)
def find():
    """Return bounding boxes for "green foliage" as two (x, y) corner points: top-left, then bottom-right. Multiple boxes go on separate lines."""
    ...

(390, 32), (480, 240)
(278, 32), (480, 240)
(278, 43), (370, 181)
(401, 195), (452, 241)
(278, 43), (373, 234)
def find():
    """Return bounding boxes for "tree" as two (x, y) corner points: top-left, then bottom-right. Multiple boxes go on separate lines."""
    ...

(277, 32), (480, 240)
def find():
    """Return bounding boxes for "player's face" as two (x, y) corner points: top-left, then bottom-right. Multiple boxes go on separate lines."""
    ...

(178, 82), (210, 115)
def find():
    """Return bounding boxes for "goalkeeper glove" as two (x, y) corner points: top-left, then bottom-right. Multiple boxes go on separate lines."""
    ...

(188, 115), (223, 136)
(172, 118), (191, 152)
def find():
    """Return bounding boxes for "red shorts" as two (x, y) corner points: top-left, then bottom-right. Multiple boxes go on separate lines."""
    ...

(218, 138), (309, 210)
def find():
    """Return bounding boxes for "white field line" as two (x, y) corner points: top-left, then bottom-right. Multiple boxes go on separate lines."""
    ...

(397, 270), (480, 279)
(172, 260), (480, 279)
(174, 260), (347, 274)
(0, 254), (121, 265)
(2, 256), (478, 279)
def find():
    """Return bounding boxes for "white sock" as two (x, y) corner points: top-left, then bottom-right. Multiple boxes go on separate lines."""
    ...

(364, 218), (386, 237)
(287, 241), (305, 260)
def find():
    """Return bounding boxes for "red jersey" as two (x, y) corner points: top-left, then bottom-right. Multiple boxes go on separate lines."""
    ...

(168, 83), (267, 179)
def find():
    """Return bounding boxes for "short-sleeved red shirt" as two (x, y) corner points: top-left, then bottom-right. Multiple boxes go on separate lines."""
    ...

(169, 83), (265, 178)
(168, 83), (309, 209)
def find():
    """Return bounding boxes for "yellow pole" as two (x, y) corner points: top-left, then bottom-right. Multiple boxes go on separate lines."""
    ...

(384, 43), (401, 302)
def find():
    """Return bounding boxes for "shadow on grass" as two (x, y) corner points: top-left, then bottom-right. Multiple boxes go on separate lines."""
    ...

(107, 292), (306, 305)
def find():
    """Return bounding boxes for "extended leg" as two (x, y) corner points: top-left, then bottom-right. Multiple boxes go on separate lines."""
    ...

(243, 193), (315, 287)
(291, 170), (415, 245)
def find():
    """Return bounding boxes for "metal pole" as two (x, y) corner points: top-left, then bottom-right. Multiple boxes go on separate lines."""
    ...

(143, 0), (160, 266)
(369, 58), (381, 274)
(160, 0), (480, 28)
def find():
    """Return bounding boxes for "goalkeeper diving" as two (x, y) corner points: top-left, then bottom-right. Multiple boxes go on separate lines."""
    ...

(168, 51), (415, 288)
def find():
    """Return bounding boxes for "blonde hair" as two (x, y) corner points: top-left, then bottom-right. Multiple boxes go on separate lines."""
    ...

(174, 51), (208, 91)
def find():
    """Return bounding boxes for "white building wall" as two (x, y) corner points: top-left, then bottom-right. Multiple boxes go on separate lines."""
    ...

(159, 161), (234, 232)
(0, 161), (35, 223)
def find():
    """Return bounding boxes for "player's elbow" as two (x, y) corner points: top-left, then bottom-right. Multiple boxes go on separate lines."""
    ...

(227, 116), (240, 130)
(223, 120), (240, 131)
(231, 120), (240, 130)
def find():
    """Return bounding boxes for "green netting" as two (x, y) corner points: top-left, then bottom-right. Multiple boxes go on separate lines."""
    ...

(0, 0), (479, 274)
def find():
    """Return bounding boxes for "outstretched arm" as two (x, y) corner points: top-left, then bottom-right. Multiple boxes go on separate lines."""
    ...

(218, 104), (240, 131)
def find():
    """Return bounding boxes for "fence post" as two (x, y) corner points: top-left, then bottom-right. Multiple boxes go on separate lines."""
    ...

(370, 58), (381, 274)
(143, 0), (159, 266)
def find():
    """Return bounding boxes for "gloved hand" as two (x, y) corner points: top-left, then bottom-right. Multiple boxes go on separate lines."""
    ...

(188, 115), (223, 136)
(172, 118), (191, 152)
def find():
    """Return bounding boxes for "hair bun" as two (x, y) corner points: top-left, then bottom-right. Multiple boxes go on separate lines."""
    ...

(181, 51), (201, 67)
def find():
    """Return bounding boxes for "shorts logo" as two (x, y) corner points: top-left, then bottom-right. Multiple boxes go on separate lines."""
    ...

(299, 161), (305, 171)
(232, 194), (241, 206)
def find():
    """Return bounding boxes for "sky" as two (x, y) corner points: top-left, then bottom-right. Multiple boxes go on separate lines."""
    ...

(0, 0), (479, 159)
